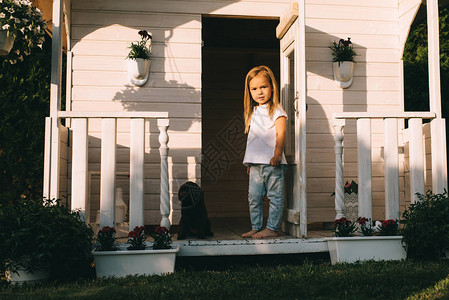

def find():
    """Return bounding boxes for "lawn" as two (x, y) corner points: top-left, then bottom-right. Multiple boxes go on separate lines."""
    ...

(1, 255), (449, 299)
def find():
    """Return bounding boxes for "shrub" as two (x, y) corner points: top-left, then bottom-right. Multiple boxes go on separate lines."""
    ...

(402, 191), (449, 260)
(0, 197), (94, 280)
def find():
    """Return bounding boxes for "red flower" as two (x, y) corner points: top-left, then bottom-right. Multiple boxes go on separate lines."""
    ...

(100, 226), (116, 233)
(344, 182), (351, 188)
(155, 226), (168, 234)
(357, 217), (367, 225)
(138, 30), (152, 39)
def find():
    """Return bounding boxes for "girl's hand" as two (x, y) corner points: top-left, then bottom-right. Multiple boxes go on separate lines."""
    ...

(270, 154), (282, 166)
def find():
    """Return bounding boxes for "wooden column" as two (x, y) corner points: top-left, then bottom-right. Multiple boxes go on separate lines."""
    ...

(158, 119), (170, 229)
(43, 117), (52, 199)
(48, 0), (63, 200)
(71, 118), (89, 222)
(357, 118), (372, 219)
(129, 118), (145, 230)
(100, 118), (116, 228)
(384, 118), (400, 220)
(427, 0), (448, 193)
(333, 119), (345, 219)
(409, 118), (425, 203)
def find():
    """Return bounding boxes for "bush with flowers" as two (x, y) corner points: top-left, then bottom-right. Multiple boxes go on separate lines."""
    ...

(378, 219), (399, 236)
(126, 29), (152, 61)
(150, 226), (172, 250)
(0, 0), (47, 63)
(96, 226), (117, 251)
(127, 226), (146, 250)
(357, 217), (375, 236)
(334, 217), (357, 237)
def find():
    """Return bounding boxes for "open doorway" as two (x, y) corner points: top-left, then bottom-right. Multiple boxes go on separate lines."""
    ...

(201, 17), (280, 237)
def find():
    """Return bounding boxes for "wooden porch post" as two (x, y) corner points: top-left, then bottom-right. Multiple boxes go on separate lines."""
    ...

(409, 118), (425, 203)
(158, 119), (170, 229)
(129, 118), (145, 230)
(47, 0), (63, 200)
(384, 118), (400, 220)
(357, 119), (372, 219)
(427, 0), (448, 193)
(333, 119), (345, 219)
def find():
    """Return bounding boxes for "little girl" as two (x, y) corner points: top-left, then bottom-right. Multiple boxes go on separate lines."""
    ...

(242, 65), (287, 238)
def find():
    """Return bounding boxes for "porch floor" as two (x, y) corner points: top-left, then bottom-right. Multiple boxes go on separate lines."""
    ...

(103, 217), (333, 257)
(173, 217), (333, 256)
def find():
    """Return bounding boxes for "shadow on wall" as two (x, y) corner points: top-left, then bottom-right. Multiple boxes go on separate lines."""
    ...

(303, 27), (370, 222)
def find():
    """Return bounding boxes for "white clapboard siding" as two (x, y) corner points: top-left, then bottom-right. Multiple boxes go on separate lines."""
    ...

(73, 57), (201, 74)
(72, 0), (290, 17)
(67, 0), (411, 225)
(72, 71), (201, 88)
(307, 62), (401, 77)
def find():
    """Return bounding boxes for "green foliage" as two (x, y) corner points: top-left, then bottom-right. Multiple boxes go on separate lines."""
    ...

(0, 33), (52, 200)
(96, 226), (117, 251)
(0, 0), (47, 64)
(378, 219), (399, 236)
(402, 191), (449, 260)
(1, 260), (449, 299)
(0, 197), (94, 280)
(334, 217), (357, 237)
(126, 30), (151, 60)
(403, 7), (449, 116)
(329, 38), (357, 63)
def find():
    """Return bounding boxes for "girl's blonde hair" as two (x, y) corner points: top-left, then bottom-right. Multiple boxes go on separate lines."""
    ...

(243, 65), (281, 133)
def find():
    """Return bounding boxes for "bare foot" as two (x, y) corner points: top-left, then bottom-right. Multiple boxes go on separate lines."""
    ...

(242, 229), (260, 238)
(252, 228), (279, 238)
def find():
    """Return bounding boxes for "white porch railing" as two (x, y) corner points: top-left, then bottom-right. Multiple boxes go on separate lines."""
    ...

(44, 111), (170, 231)
(332, 112), (436, 221)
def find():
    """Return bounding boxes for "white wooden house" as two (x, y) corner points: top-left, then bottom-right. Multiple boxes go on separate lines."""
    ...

(42, 0), (447, 255)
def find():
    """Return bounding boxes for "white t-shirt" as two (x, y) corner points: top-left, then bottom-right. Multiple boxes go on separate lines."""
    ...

(243, 104), (288, 166)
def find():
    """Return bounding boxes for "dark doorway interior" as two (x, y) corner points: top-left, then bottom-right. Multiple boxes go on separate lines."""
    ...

(201, 17), (280, 226)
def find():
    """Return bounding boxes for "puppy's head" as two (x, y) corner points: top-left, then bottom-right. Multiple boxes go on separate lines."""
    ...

(178, 181), (203, 209)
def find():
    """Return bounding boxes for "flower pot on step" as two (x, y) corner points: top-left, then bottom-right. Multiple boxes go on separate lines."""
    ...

(93, 245), (180, 278)
(326, 236), (406, 265)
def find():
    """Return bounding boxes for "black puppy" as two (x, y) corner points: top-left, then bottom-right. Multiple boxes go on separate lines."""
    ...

(177, 181), (213, 240)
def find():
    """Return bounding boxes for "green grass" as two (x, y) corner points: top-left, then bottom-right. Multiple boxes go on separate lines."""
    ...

(1, 256), (449, 300)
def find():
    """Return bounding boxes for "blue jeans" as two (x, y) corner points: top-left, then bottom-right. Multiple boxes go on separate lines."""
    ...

(248, 164), (287, 232)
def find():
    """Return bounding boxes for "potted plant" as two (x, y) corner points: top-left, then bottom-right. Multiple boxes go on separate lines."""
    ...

(0, 198), (94, 283)
(127, 29), (152, 86)
(0, 0), (47, 62)
(326, 216), (406, 265)
(329, 37), (357, 88)
(92, 226), (180, 278)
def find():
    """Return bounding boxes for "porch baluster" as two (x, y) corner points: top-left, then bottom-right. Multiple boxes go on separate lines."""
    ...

(158, 119), (170, 229)
(129, 118), (145, 230)
(71, 118), (89, 222)
(100, 118), (117, 228)
(357, 118), (372, 219)
(384, 118), (400, 220)
(409, 118), (425, 203)
(333, 119), (345, 219)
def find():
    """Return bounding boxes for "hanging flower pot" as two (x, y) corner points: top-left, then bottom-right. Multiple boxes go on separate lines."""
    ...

(128, 58), (151, 86)
(0, 30), (15, 55)
(333, 61), (354, 88)
(329, 38), (357, 89)
(127, 29), (152, 86)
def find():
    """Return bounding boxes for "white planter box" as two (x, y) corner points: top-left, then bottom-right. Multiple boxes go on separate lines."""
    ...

(6, 267), (49, 284)
(326, 236), (406, 265)
(93, 245), (180, 278)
